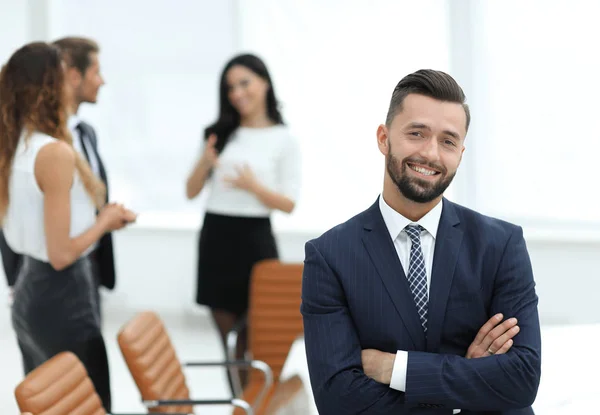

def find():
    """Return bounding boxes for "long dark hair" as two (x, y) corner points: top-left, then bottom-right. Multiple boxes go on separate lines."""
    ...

(0, 42), (105, 222)
(204, 53), (284, 153)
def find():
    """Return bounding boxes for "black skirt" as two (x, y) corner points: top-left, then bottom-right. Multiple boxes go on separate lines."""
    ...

(195, 212), (278, 316)
(11, 255), (111, 411)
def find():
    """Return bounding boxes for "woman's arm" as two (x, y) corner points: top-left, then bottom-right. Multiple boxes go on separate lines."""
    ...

(186, 157), (213, 199)
(35, 141), (110, 270)
(186, 135), (219, 199)
(252, 182), (295, 213)
(264, 134), (301, 214)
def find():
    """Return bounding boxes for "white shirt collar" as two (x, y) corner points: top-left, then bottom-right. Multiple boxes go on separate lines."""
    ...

(67, 114), (81, 131)
(378, 193), (443, 241)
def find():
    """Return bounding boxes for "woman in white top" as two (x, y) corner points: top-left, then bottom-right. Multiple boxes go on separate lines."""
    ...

(186, 53), (301, 391)
(0, 42), (135, 411)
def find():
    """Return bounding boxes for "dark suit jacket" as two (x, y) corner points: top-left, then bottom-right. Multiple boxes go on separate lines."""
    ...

(77, 121), (116, 290)
(301, 197), (541, 414)
(0, 230), (21, 286)
(1, 121), (116, 290)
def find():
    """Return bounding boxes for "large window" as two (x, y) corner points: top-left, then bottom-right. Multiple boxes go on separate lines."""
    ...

(468, 0), (600, 226)
(47, 0), (455, 233)
(0, 1), (29, 63)
(53, 1), (600, 233)
(237, 0), (454, 232)
(48, 0), (238, 228)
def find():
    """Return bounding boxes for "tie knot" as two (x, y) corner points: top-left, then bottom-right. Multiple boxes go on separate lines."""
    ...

(404, 224), (423, 243)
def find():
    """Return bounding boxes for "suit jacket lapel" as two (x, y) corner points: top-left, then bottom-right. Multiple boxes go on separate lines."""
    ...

(361, 199), (426, 350)
(426, 198), (463, 352)
(80, 122), (109, 201)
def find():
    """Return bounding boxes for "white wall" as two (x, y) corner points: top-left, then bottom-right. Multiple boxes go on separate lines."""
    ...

(0, 1), (30, 63)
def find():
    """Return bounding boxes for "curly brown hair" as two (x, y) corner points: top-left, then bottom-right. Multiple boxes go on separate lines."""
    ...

(0, 42), (105, 222)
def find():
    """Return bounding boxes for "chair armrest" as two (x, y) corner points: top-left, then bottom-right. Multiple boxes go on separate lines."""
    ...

(182, 359), (273, 411)
(143, 398), (253, 415)
(226, 314), (248, 397)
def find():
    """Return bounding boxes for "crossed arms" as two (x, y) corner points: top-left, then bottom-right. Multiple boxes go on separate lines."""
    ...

(300, 226), (541, 414)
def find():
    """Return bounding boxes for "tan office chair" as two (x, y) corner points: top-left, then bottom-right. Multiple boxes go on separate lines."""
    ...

(118, 311), (272, 415)
(14, 351), (105, 415)
(227, 260), (306, 415)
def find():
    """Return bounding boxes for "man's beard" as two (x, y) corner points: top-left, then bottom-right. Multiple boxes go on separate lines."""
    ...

(386, 147), (455, 204)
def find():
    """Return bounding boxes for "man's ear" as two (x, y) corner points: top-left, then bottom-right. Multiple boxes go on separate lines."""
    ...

(458, 144), (465, 165)
(376, 124), (390, 156)
(66, 67), (82, 87)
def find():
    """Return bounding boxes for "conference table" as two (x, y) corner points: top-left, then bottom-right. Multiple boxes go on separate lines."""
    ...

(278, 324), (600, 414)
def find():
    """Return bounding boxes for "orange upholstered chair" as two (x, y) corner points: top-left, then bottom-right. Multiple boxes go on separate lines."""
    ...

(14, 351), (105, 415)
(227, 260), (306, 415)
(118, 311), (272, 415)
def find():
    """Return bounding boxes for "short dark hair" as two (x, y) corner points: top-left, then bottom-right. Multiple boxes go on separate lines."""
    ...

(385, 69), (470, 132)
(52, 37), (99, 75)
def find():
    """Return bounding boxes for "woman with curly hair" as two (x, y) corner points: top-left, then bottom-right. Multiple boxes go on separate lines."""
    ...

(0, 42), (135, 411)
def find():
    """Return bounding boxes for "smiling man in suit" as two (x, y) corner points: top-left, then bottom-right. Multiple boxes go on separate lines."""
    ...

(301, 69), (541, 414)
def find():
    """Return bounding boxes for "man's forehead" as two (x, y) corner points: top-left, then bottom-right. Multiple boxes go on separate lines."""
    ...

(393, 94), (467, 136)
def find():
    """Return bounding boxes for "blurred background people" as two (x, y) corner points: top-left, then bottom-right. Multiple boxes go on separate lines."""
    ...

(186, 53), (301, 391)
(0, 42), (135, 411)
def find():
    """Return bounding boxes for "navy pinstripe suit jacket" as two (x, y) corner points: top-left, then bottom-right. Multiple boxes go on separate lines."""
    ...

(301, 197), (541, 414)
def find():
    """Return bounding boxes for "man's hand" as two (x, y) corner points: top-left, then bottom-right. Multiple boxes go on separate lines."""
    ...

(466, 313), (520, 359)
(361, 349), (396, 384)
(361, 314), (520, 384)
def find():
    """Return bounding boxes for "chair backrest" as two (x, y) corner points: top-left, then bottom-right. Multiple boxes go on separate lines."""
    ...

(14, 351), (105, 415)
(248, 260), (304, 382)
(117, 311), (192, 414)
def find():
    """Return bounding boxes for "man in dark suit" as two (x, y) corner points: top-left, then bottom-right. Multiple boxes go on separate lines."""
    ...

(2, 37), (116, 309)
(301, 69), (541, 414)
(53, 37), (114, 412)
(52, 37), (116, 318)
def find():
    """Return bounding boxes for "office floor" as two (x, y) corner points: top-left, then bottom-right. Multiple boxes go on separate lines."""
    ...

(0, 301), (597, 414)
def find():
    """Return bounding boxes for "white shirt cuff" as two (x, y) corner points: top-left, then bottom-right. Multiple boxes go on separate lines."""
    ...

(389, 350), (408, 391)
(389, 350), (461, 413)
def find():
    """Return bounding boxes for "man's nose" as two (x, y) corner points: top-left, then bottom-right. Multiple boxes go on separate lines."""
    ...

(419, 138), (440, 161)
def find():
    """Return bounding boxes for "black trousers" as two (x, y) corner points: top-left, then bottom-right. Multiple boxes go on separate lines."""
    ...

(11, 255), (111, 411)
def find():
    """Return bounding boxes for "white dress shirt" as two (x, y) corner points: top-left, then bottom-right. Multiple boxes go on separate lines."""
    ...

(378, 195), (460, 413)
(68, 114), (101, 177)
(68, 115), (101, 251)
